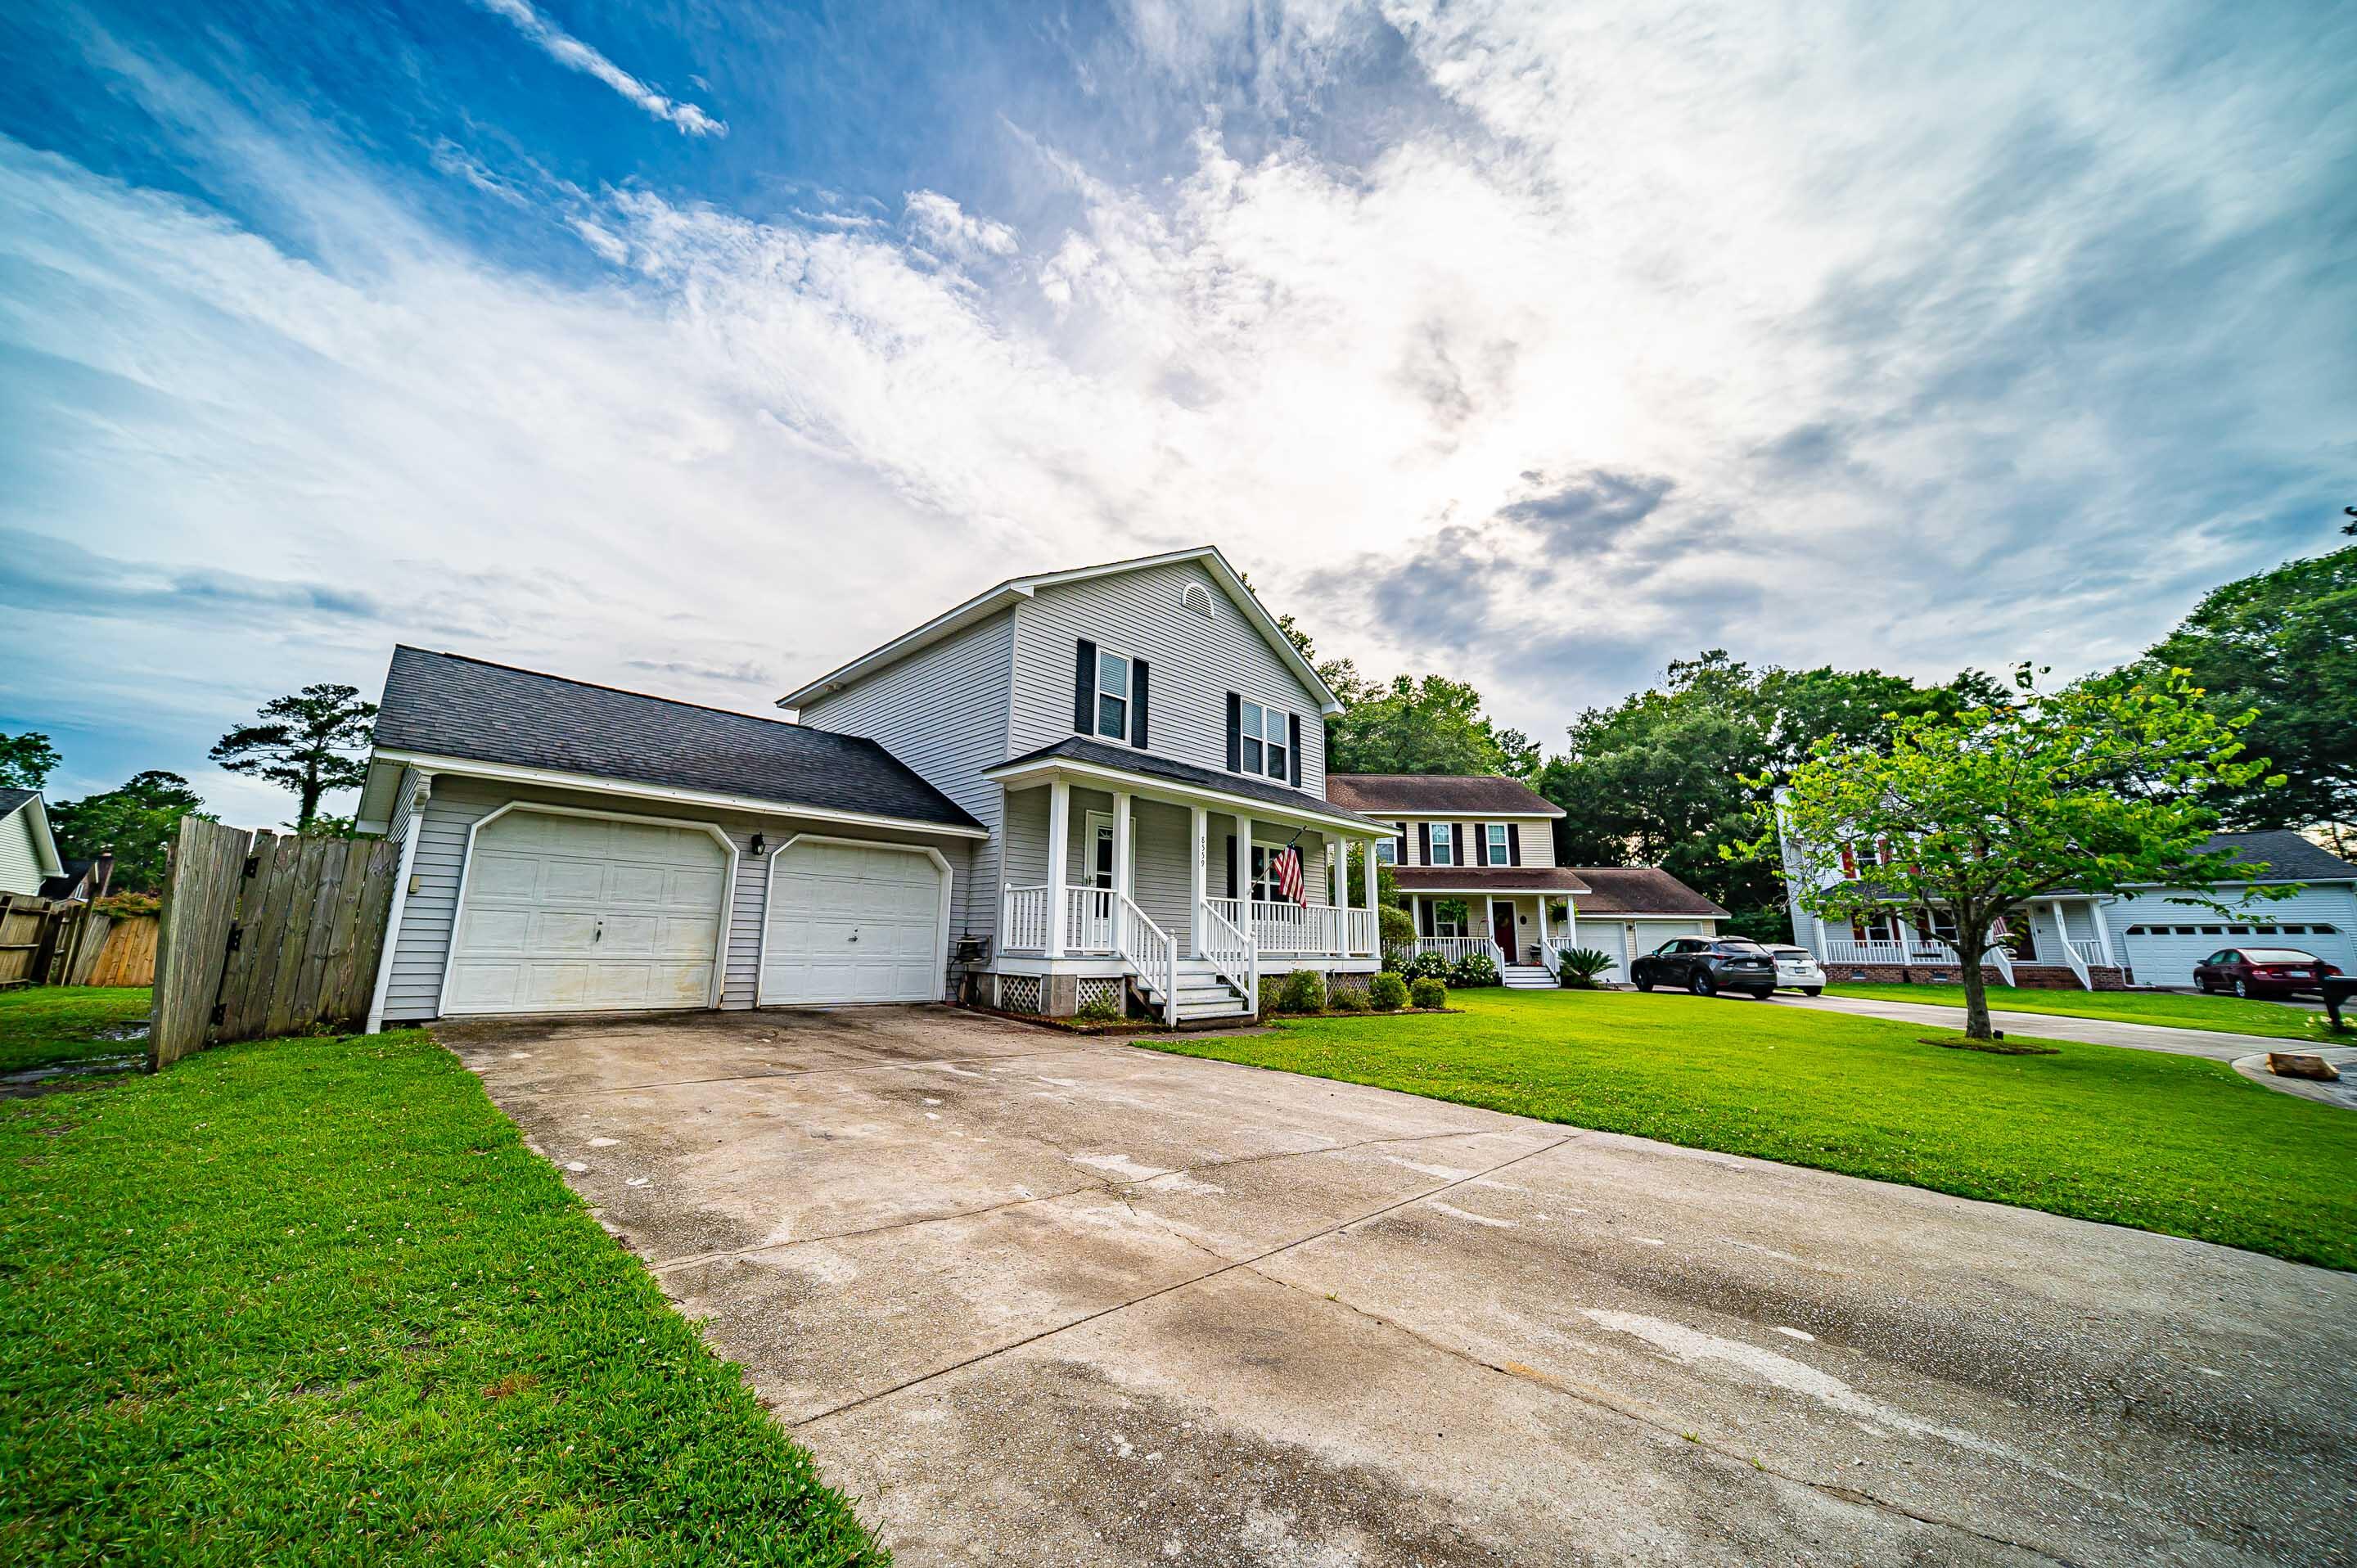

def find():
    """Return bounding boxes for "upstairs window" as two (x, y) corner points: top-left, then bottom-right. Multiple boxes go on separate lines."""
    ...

(1486, 823), (1509, 865)
(1375, 835), (1397, 866)
(1097, 649), (1131, 741)
(1430, 822), (1455, 867)
(1238, 699), (1289, 781)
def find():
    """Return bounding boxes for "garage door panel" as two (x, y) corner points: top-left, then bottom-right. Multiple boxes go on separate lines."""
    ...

(761, 841), (945, 1006)
(446, 809), (728, 1016)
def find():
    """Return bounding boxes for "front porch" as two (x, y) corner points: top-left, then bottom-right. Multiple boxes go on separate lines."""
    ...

(986, 758), (1388, 1023)
(1817, 895), (2126, 990)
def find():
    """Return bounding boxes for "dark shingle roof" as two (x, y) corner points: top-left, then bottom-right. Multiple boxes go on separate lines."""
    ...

(374, 647), (980, 831)
(1566, 867), (1730, 917)
(0, 787), (35, 819)
(1325, 774), (1562, 817)
(993, 737), (1381, 827)
(1394, 867), (1590, 894)
(2192, 831), (2357, 882)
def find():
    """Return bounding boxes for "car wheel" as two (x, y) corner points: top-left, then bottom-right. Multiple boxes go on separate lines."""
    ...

(2234, 978), (2252, 999)
(1801, 987), (1822, 998)
(1688, 970), (1715, 998)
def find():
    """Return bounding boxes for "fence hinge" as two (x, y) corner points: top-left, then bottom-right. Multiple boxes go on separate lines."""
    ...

(209, 1003), (227, 1026)
(243, 855), (260, 878)
(227, 923), (244, 952)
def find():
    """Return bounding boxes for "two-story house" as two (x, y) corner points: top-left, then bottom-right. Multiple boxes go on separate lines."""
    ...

(1776, 809), (2357, 990)
(356, 547), (1388, 1029)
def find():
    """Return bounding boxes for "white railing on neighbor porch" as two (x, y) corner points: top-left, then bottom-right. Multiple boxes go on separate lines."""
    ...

(1206, 898), (1378, 957)
(1200, 899), (1258, 1007)
(1819, 934), (2017, 985)
(1410, 935), (1507, 968)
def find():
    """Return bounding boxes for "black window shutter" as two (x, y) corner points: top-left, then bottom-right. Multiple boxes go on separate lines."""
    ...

(1418, 899), (1435, 936)
(1471, 822), (1487, 867)
(1394, 822), (1408, 863)
(1287, 713), (1302, 787)
(1132, 659), (1151, 749)
(1417, 822), (1432, 865)
(1225, 693), (1242, 773)
(1073, 639), (1096, 734)
(1224, 835), (1237, 899)
(1507, 822), (1522, 866)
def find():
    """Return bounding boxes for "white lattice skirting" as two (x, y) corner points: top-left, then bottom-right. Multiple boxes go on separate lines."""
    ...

(993, 975), (1043, 1014)
(1076, 977), (1124, 1013)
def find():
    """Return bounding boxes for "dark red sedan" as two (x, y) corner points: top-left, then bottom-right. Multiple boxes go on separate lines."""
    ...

(2191, 946), (2342, 998)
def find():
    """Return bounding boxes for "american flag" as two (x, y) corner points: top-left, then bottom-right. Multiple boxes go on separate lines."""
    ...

(1273, 845), (1305, 905)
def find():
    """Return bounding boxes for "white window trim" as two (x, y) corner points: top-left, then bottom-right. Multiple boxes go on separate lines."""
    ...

(1237, 697), (1291, 782)
(1094, 644), (1135, 745)
(1429, 822), (1456, 867)
(1486, 823), (1509, 864)
(436, 800), (739, 1016)
(755, 832), (953, 1007)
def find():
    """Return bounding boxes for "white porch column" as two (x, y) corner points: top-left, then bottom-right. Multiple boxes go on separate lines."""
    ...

(1564, 899), (1579, 953)
(1361, 836), (1378, 914)
(1044, 778), (1070, 957)
(1411, 893), (1423, 939)
(2091, 899), (2116, 968)
(1189, 804), (1208, 957)
(1325, 834), (1342, 908)
(1537, 896), (1552, 956)
(1232, 816), (1251, 912)
(1112, 790), (1133, 899)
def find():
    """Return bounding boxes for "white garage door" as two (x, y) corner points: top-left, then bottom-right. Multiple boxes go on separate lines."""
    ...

(446, 809), (728, 1014)
(761, 840), (945, 1005)
(2124, 922), (2357, 987)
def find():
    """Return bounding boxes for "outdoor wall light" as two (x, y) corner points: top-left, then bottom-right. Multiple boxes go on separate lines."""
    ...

(751, 833), (766, 856)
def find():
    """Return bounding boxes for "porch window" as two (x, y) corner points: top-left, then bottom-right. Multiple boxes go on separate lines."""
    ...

(1096, 650), (1131, 741)
(1486, 823), (1509, 865)
(1429, 822), (1455, 866)
(1433, 899), (1469, 938)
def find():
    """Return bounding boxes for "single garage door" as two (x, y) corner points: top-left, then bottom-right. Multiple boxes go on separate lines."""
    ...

(761, 839), (945, 1005)
(2123, 921), (2357, 988)
(445, 808), (729, 1014)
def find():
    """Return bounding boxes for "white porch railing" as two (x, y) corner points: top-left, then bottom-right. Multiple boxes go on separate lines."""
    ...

(1200, 899), (1257, 1008)
(2069, 938), (2105, 969)
(1111, 890), (1178, 1026)
(2056, 933), (2094, 990)
(1206, 898), (1378, 957)
(1003, 885), (1050, 953)
(1410, 935), (1507, 968)
(1818, 933), (2021, 985)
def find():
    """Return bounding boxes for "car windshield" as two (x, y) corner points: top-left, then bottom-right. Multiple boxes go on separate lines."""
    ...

(1714, 940), (1768, 953)
(2241, 948), (2319, 964)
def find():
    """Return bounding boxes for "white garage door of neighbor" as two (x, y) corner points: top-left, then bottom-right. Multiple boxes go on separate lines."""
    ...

(2124, 924), (2357, 988)
(762, 840), (945, 1005)
(446, 809), (728, 1014)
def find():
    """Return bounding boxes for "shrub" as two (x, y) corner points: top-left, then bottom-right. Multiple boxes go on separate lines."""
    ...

(1402, 949), (1453, 981)
(1075, 992), (1124, 1024)
(1378, 904), (1416, 951)
(1329, 986), (1372, 1013)
(1275, 970), (1328, 1015)
(1379, 948), (1408, 973)
(1556, 947), (1616, 989)
(1409, 976), (1448, 1010)
(1449, 952), (1500, 989)
(1255, 975), (1287, 1015)
(1369, 972), (1410, 1012)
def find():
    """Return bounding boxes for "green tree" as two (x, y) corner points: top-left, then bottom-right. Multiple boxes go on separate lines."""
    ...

(210, 683), (378, 831)
(0, 730), (61, 791)
(1747, 665), (2279, 1040)
(2140, 542), (2355, 849)
(48, 771), (210, 893)
(1327, 674), (1533, 777)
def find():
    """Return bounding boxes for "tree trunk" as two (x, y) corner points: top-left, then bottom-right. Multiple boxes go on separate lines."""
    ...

(1954, 914), (1995, 1041)
(297, 762), (322, 831)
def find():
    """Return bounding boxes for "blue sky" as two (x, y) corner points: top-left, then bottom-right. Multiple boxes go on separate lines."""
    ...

(2, 0), (2352, 826)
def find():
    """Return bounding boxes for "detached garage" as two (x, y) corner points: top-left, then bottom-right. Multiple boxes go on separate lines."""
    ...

(357, 647), (986, 1026)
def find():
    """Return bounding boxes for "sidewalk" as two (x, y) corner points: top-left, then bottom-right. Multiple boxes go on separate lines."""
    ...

(1761, 991), (2295, 1062)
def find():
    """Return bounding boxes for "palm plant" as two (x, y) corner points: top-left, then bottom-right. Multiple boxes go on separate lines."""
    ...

(1556, 947), (1616, 989)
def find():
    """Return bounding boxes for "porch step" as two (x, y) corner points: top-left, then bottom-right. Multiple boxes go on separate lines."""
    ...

(1500, 965), (1557, 989)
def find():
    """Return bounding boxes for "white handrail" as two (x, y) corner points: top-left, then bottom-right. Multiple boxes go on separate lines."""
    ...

(1003, 885), (1049, 953)
(2055, 925), (2094, 990)
(1199, 899), (1257, 1012)
(1109, 890), (1178, 1026)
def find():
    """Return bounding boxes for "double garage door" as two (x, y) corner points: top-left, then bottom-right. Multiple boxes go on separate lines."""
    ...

(1585, 921), (1712, 983)
(444, 807), (944, 1015)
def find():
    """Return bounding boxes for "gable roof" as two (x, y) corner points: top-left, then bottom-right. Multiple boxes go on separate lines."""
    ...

(0, 787), (34, 820)
(1, 788), (63, 880)
(1567, 867), (1730, 918)
(777, 545), (1344, 716)
(2193, 830), (2357, 882)
(368, 647), (981, 833)
(1325, 774), (1562, 818)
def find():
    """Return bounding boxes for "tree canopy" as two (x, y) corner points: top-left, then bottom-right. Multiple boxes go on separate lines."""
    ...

(0, 730), (60, 791)
(2138, 542), (2355, 846)
(210, 683), (378, 831)
(1752, 665), (2279, 1038)
(49, 771), (211, 893)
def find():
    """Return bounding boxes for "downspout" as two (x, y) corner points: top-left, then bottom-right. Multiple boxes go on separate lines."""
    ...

(365, 773), (433, 1034)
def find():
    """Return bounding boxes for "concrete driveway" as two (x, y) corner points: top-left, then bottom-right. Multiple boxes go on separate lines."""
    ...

(444, 1007), (2357, 1567)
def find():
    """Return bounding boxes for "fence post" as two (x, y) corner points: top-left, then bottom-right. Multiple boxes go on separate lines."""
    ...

(149, 818), (253, 1070)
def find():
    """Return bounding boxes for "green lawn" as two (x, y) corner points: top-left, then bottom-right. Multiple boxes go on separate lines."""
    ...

(0, 1030), (885, 1566)
(1827, 981), (2334, 1041)
(0, 986), (152, 1075)
(1141, 988), (2357, 1271)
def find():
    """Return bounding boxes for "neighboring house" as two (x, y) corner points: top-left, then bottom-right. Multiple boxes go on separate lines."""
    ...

(359, 546), (1388, 1029)
(40, 852), (115, 903)
(0, 789), (64, 898)
(1323, 774), (1725, 986)
(1778, 818), (2357, 990)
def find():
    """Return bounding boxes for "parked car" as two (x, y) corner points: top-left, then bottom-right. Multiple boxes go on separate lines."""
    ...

(2191, 947), (2342, 998)
(1631, 937), (1780, 999)
(1765, 944), (1825, 996)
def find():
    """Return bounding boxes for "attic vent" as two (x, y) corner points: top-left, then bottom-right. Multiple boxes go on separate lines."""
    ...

(1181, 583), (1215, 620)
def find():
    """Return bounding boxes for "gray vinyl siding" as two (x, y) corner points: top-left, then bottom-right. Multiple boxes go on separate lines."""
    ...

(1010, 558), (1329, 794)
(795, 609), (1014, 944)
(0, 805), (47, 896)
(1390, 817), (1557, 869)
(380, 774), (975, 1021)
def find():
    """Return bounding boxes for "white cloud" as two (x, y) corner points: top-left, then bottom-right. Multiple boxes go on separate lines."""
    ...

(468, 0), (726, 137)
(903, 190), (1019, 262)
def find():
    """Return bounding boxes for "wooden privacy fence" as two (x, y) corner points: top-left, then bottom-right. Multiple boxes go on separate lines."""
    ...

(151, 818), (401, 1070)
(0, 895), (153, 989)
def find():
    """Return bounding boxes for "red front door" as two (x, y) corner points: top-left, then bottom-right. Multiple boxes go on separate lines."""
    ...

(1491, 902), (1517, 962)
